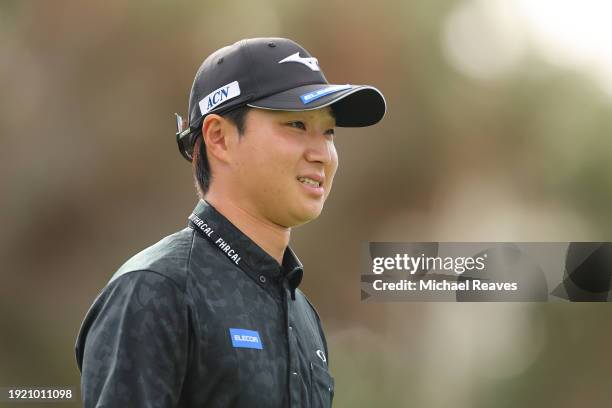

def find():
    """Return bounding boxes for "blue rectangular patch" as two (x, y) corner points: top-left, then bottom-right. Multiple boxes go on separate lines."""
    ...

(300, 84), (352, 104)
(229, 328), (263, 349)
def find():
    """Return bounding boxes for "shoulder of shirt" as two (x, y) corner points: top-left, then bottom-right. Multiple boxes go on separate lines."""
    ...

(107, 226), (196, 293)
(293, 288), (323, 322)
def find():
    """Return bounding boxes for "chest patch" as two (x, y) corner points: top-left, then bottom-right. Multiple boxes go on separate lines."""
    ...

(229, 328), (263, 349)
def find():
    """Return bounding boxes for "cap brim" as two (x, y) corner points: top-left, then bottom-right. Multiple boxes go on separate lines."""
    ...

(247, 84), (386, 127)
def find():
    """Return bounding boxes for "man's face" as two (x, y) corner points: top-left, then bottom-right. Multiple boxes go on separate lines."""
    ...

(229, 106), (338, 228)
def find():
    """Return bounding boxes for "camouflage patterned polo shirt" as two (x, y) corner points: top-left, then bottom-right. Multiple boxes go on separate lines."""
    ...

(75, 199), (334, 407)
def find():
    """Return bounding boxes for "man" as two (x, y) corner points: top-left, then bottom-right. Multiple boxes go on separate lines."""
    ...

(75, 37), (385, 407)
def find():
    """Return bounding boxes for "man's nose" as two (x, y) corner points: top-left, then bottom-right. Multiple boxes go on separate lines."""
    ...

(304, 132), (332, 164)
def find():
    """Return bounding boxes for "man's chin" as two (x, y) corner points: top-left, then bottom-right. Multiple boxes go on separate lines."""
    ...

(282, 205), (324, 228)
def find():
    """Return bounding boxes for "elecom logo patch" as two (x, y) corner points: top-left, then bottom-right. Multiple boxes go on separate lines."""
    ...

(229, 328), (263, 350)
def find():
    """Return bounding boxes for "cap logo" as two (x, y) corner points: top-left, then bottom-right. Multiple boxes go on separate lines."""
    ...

(199, 81), (241, 115)
(278, 52), (320, 71)
(300, 84), (352, 104)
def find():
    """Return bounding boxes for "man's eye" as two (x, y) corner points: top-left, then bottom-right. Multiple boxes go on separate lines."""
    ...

(288, 121), (306, 130)
(325, 129), (335, 138)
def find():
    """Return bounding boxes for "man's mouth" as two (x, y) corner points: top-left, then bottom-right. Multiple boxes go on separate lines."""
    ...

(297, 176), (321, 188)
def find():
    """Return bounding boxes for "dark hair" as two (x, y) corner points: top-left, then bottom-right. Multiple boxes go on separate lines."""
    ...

(192, 105), (251, 198)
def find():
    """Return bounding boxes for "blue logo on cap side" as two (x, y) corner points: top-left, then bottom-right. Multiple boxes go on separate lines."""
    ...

(229, 328), (263, 349)
(300, 85), (352, 104)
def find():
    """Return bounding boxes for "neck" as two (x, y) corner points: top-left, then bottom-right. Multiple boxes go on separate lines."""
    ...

(204, 192), (290, 265)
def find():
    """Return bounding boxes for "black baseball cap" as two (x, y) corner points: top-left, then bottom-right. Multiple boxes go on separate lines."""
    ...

(175, 37), (387, 161)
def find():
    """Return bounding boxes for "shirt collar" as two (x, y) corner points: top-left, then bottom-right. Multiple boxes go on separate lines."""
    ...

(187, 199), (303, 299)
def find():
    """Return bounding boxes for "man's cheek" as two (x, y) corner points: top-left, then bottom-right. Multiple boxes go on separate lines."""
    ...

(261, 168), (290, 196)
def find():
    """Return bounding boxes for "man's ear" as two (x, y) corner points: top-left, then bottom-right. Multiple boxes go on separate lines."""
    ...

(202, 114), (232, 164)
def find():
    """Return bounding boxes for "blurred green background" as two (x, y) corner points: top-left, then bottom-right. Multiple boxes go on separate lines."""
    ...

(2, 0), (612, 406)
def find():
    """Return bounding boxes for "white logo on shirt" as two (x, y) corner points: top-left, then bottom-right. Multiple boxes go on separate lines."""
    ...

(316, 349), (327, 364)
